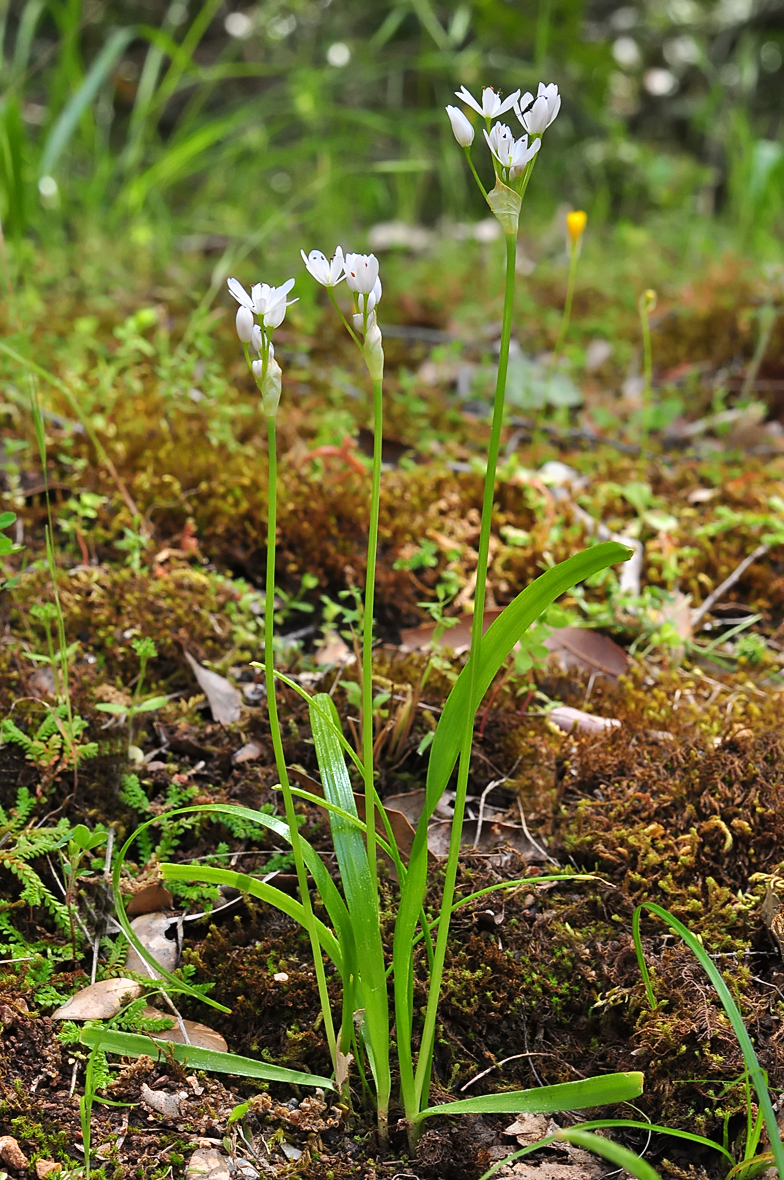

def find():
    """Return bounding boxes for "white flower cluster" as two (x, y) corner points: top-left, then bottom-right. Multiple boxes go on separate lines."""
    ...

(445, 81), (561, 186)
(301, 246), (384, 380)
(227, 276), (297, 417)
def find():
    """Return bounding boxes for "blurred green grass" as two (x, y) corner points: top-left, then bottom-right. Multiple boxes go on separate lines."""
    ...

(0, 0), (782, 259)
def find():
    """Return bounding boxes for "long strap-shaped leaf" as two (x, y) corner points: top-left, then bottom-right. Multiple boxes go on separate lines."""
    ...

(394, 541), (631, 1114)
(310, 695), (391, 1110)
(81, 1027), (333, 1089)
(114, 803), (355, 1010)
(416, 1070), (643, 1122)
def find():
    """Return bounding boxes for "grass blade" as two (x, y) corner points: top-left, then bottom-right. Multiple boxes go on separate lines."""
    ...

(80, 1027), (333, 1088)
(555, 1128), (662, 1180)
(416, 1071), (644, 1122)
(633, 902), (784, 1179)
(39, 28), (136, 177)
(310, 694), (391, 1117)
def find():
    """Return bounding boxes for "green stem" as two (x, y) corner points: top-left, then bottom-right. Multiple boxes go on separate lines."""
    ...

(265, 418), (337, 1068)
(464, 146), (488, 199)
(640, 304), (653, 455)
(552, 241), (579, 363)
(413, 232), (518, 1113)
(329, 288), (362, 348)
(362, 377), (384, 897)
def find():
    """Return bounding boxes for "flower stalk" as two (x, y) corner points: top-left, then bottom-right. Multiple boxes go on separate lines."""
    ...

(552, 210), (587, 363)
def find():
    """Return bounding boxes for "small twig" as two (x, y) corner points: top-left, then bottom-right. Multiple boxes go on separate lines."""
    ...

(691, 543), (769, 629)
(517, 798), (559, 866)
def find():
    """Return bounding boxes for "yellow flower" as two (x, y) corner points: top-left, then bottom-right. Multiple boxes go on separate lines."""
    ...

(566, 210), (587, 244)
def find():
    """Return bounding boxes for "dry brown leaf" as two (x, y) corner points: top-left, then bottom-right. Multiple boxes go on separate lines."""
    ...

(548, 706), (621, 735)
(313, 630), (354, 666)
(51, 978), (142, 1021)
(125, 882), (174, 917)
(400, 609), (502, 654)
(186, 1148), (232, 1179)
(503, 1112), (551, 1143)
(124, 912), (180, 978)
(184, 651), (241, 725)
(232, 740), (264, 764)
(427, 818), (543, 861)
(543, 627), (628, 679)
(140, 1082), (181, 1119)
(137, 1006), (228, 1052)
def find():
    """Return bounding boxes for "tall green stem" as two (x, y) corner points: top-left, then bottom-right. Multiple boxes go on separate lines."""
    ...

(640, 304), (653, 456)
(265, 418), (337, 1068)
(413, 232), (518, 1112)
(552, 242), (579, 363)
(362, 378), (384, 896)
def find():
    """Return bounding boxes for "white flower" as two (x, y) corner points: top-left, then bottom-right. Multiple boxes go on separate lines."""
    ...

(515, 82), (561, 136)
(344, 252), (380, 295)
(300, 247), (345, 287)
(455, 85), (520, 120)
(228, 276), (297, 329)
(356, 276), (382, 317)
(250, 278), (297, 329)
(236, 305), (254, 343)
(227, 277), (255, 309)
(251, 323), (263, 353)
(483, 123), (540, 173)
(445, 105), (474, 146)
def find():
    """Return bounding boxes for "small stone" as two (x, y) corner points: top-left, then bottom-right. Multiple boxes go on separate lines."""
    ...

(35, 1161), (62, 1178)
(0, 1136), (28, 1169)
(273, 972), (289, 983)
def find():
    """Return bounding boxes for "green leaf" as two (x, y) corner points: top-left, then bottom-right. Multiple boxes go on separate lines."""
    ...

(633, 902), (784, 1180)
(554, 1129), (661, 1180)
(416, 1071), (644, 1122)
(310, 694), (391, 1105)
(394, 543), (632, 1102)
(134, 695), (173, 714)
(80, 1027), (333, 1088)
(94, 703), (128, 715)
(39, 28), (136, 176)
(0, 512), (15, 529)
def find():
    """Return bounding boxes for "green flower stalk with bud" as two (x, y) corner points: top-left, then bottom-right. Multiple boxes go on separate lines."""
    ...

(638, 287), (657, 454)
(552, 209), (587, 364)
(227, 271), (340, 1076)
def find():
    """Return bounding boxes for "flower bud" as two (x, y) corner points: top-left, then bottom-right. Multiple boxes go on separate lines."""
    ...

(261, 356), (282, 417)
(567, 210), (587, 245)
(251, 323), (263, 352)
(236, 305), (255, 343)
(640, 288), (658, 314)
(363, 321), (384, 381)
(445, 105), (474, 147)
(252, 358), (263, 379)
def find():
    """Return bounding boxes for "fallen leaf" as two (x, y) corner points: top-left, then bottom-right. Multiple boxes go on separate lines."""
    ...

(314, 630), (354, 666)
(543, 627), (628, 679)
(124, 912), (180, 978)
(427, 818), (543, 862)
(140, 1082), (181, 1119)
(548, 706), (621, 735)
(504, 1112), (551, 1143)
(137, 1006), (228, 1052)
(125, 882), (174, 917)
(0, 1135), (29, 1169)
(51, 978), (142, 1021)
(232, 740), (264, 764)
(184, 652), (241, 725)
(399, 610), (501, 654)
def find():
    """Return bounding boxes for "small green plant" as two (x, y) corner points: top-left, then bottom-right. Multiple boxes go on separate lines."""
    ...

(0, 705), (98, 779)
(0, 786), (73, 952)
(95, 637), (171, 760)
(0, 510), (23, 590)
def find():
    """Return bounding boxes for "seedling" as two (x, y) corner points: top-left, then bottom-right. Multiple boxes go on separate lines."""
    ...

(94, 637), (171, 760)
